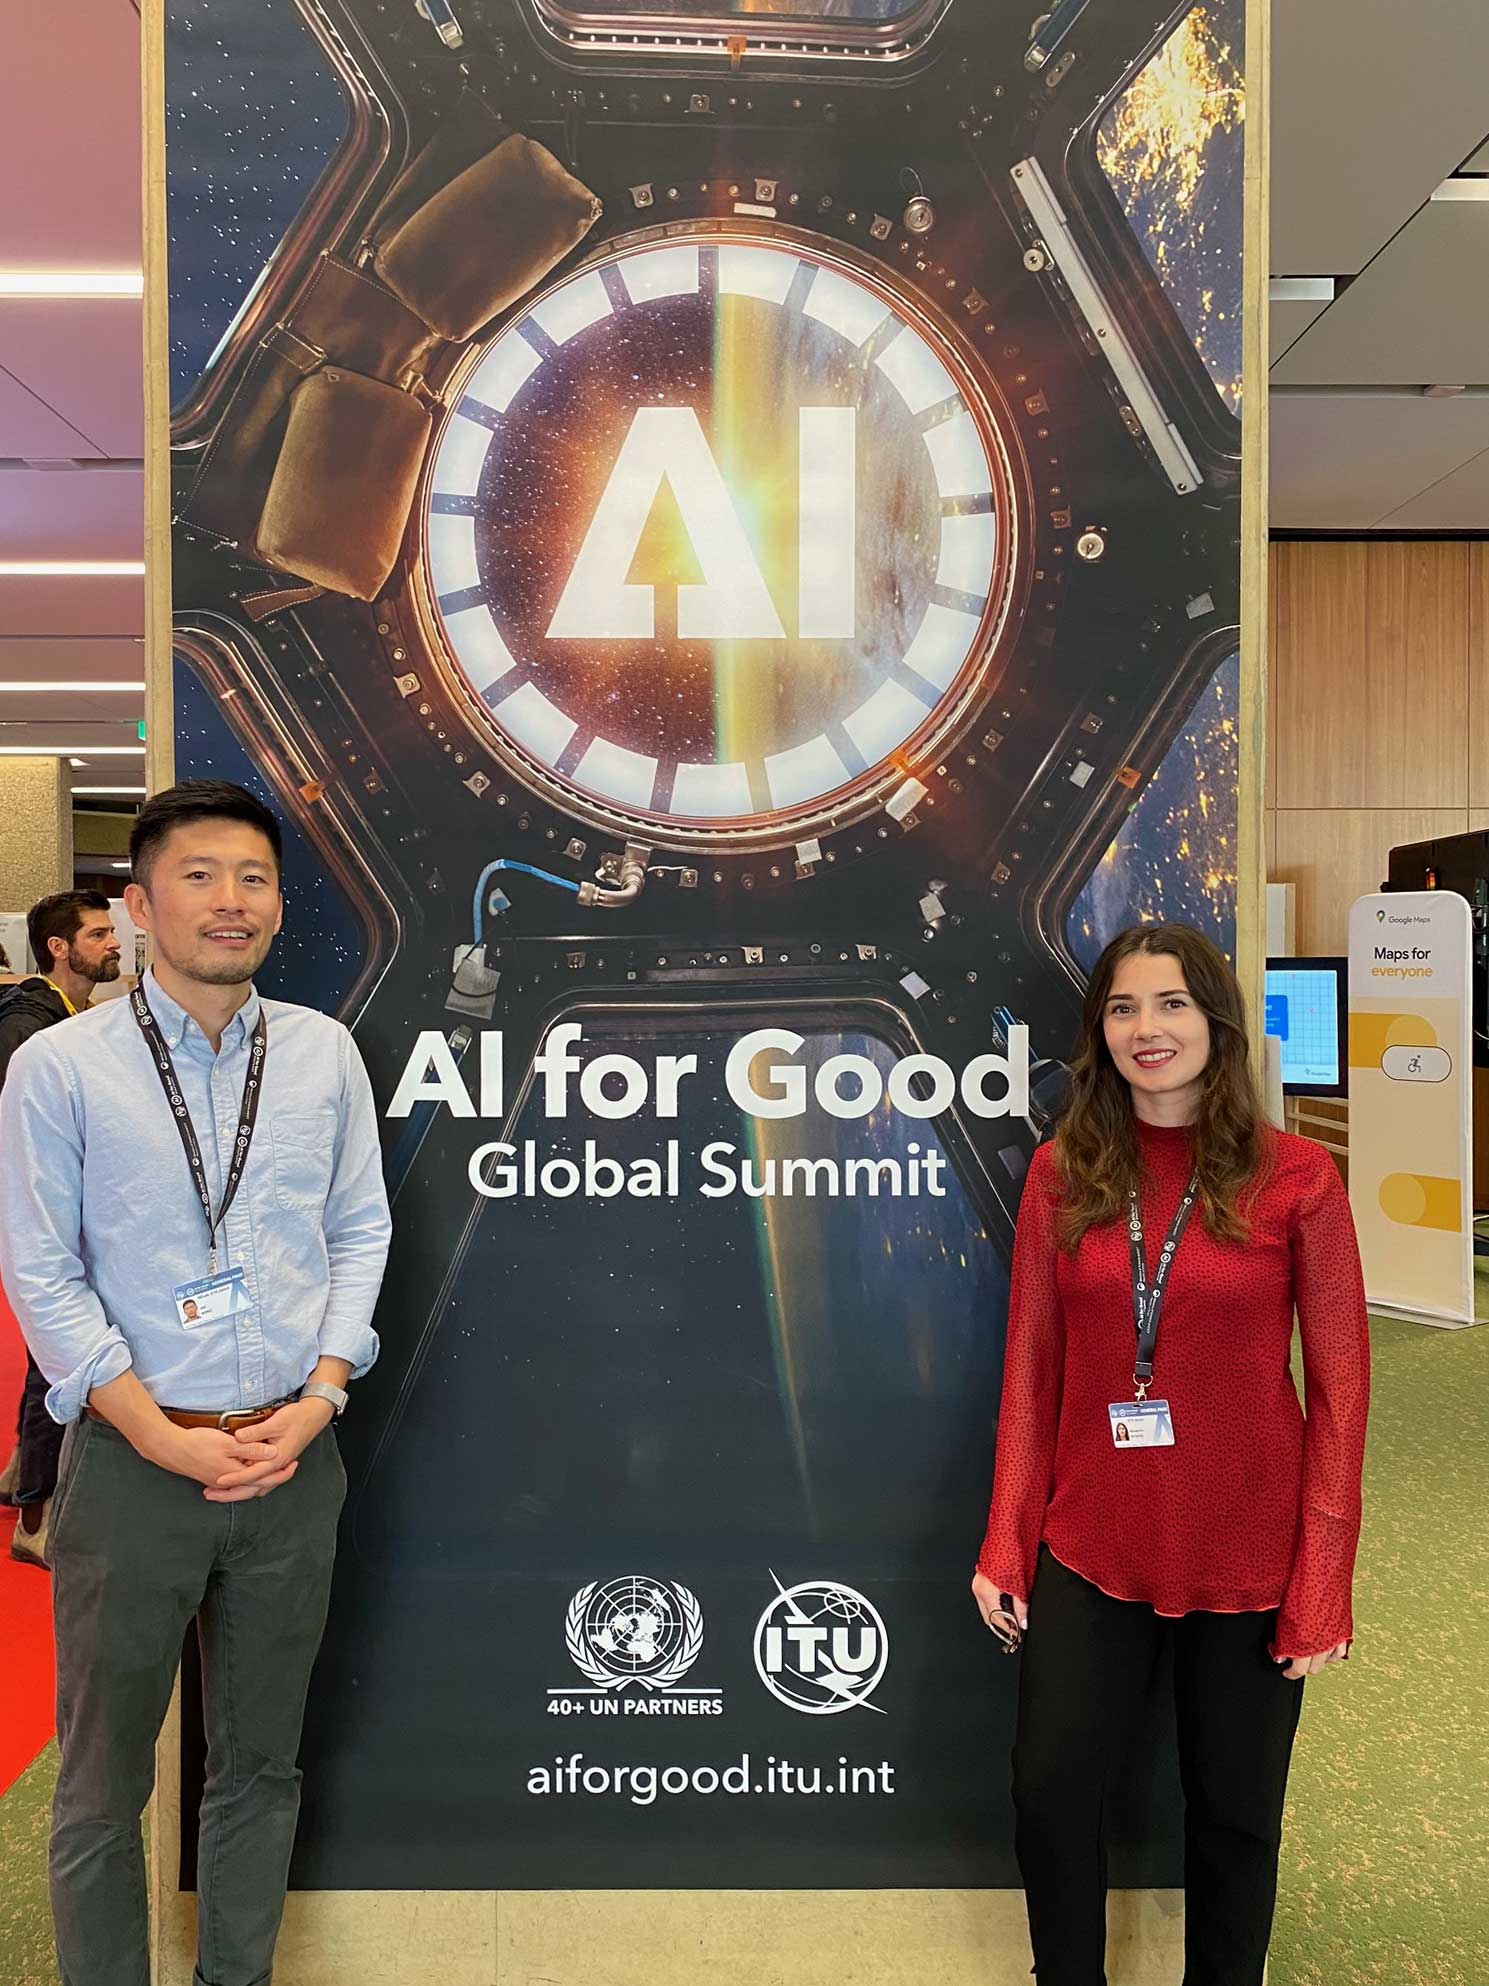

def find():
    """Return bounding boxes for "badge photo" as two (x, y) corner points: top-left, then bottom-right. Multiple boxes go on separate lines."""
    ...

(1109, 1400), (1176, 1449)
(174, 1267), (252, 1328)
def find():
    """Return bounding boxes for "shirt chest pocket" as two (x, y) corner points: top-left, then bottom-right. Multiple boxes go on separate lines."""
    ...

(270, 1111), (337, 1214)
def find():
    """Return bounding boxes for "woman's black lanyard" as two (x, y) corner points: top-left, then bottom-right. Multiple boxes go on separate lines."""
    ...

(130, 985), (268, 1276)
(1126, 1172), (1200, 1401)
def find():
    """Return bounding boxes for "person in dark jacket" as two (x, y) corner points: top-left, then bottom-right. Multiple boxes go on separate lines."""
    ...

(0, 891), (121, 1564)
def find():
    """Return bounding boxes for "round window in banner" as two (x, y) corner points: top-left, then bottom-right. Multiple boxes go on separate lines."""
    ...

(416, 230), (1021, 844)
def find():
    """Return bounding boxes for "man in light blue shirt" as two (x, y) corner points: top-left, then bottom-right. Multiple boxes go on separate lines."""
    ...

(0, 778), (392, 1986)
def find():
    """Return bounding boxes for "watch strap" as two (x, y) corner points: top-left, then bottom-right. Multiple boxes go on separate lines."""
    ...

(301, 1379), (349, 1418)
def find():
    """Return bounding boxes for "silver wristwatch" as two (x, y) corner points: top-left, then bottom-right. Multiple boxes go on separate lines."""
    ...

(301, 1379), (349, 1418)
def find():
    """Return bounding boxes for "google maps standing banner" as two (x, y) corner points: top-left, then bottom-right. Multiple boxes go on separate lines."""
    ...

(1348, 892), (1475, 1326)
(158, 0), (1253, 1947)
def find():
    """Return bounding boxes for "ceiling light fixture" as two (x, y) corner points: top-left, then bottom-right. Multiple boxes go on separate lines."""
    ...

(0, 269), (144, 298)
(1268, 277), (1336, 302)
(0, 680), (148, 692)
(0, 744), (146, 756)
(0, 561), (146, 577)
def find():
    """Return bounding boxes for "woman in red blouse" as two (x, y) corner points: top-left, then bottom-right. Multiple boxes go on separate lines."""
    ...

(971, 922), (1369, 1986)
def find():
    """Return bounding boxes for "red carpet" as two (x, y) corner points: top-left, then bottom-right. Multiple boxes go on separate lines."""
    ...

(0, 1281), (56, 1795)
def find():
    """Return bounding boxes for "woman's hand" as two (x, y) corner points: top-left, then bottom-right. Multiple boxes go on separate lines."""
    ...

(971, 1571), (1028, 1633)
(1276, 1640), (1349, 1681)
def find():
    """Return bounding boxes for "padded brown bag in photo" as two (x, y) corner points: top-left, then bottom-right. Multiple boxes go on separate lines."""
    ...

(375, 132), (602, 343)
(255, 368), (431, 600)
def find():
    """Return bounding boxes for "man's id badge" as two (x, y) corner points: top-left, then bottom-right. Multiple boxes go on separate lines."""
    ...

(1109, 1400), (1176, 1448)
(173, 1268), (251, 1329)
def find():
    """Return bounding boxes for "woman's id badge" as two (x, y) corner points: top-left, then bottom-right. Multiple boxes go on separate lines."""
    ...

(174, 1268), (251, 1328)
(1109, 1400), (1175, 1448)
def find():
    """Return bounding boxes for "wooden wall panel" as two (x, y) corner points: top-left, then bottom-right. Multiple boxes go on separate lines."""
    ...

(1271, 809), (1467, 954)
(1267, 539), (1479, 960)
(1471, 543), (1489, 810)
(1272, 539), (1368, 808)
(1370, 541), (1469, 807)
(1272, 540), (1469, 809)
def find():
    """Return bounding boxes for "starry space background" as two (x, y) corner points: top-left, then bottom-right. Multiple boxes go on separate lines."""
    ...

(1068, 651), (1241, 970)
(166, 0), (347, 406)
(1076, 0), (1245, 962)
(1097, 0), (1246, 415)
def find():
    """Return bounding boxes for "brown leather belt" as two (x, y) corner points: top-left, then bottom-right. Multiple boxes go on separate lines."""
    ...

(85, 1398), (291, 1433)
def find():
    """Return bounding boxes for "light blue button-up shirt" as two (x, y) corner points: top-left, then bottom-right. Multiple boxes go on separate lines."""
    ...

(0, 972), (391, 1422)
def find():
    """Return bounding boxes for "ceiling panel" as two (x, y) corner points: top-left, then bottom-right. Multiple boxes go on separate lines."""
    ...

(1376, 443), (1489, 528)
(1269, 394), (1489, 530)
(1271, 2), (1489, 274)
(0, 466), (143, 559)
(0, 719), (146, 755)
(1466, 140), (1489, 172)
(1270, 297), (1331, 368)
(1272, 199), (1489, 386)
(0, 575), (144, 638)
(0, 635), (145, 683)
(0, 688), (145, 725)
(0, 301), (143, 458)
(0, 366), (104, 459)
(0, 0), (140, 270)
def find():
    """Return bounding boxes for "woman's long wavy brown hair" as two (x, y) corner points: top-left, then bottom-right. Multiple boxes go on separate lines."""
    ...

(1052, 922), (1270, 1253)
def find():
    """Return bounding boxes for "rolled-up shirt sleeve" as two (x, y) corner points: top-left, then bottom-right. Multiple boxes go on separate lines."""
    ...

(0, 1035), (135, 1422)
(314, 1026), (392, 1379)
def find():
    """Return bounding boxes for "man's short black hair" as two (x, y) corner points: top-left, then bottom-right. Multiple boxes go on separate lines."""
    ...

(28, 890), (112, 972)
(129, 780), (283, 888)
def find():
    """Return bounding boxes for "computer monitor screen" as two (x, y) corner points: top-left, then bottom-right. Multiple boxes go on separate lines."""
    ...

(1264, 957), (1348, 1097)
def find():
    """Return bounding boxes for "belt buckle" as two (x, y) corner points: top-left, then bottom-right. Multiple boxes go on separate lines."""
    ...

(217, 1407), (260, 1432)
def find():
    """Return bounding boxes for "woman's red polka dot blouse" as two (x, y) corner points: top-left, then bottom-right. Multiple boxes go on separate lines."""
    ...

(976, 1120), (1371, 1659)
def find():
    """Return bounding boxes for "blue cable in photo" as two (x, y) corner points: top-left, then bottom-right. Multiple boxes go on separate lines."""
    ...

(470, 858), (581, 947)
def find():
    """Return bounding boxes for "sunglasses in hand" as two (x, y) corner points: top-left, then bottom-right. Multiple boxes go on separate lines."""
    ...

(986, 1595), (1024, 1655)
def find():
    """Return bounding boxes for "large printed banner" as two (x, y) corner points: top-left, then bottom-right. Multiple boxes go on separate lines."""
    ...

(1347, 892), (1474, 1326)
(165, 0), (1246, 1891)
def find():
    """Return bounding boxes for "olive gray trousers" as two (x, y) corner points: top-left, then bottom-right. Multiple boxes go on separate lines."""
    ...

(48, 1414), (344, 1986)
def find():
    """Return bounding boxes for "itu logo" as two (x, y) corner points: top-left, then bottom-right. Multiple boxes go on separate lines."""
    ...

(753, 1572), (888, 1715)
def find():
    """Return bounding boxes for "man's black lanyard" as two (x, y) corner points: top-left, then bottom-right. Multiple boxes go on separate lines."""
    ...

(130, 985), (267, 1275)
(1126, 1172), (1200, 1399)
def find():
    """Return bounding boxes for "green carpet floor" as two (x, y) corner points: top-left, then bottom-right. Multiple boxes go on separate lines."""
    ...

(1271, 1307), (1489, 1986)
(0, 1742), (56, 1985)
(0, 1311), (1484, 1984)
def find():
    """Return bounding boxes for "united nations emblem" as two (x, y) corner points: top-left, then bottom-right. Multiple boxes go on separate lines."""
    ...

(564, 1577), (704, 1693)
